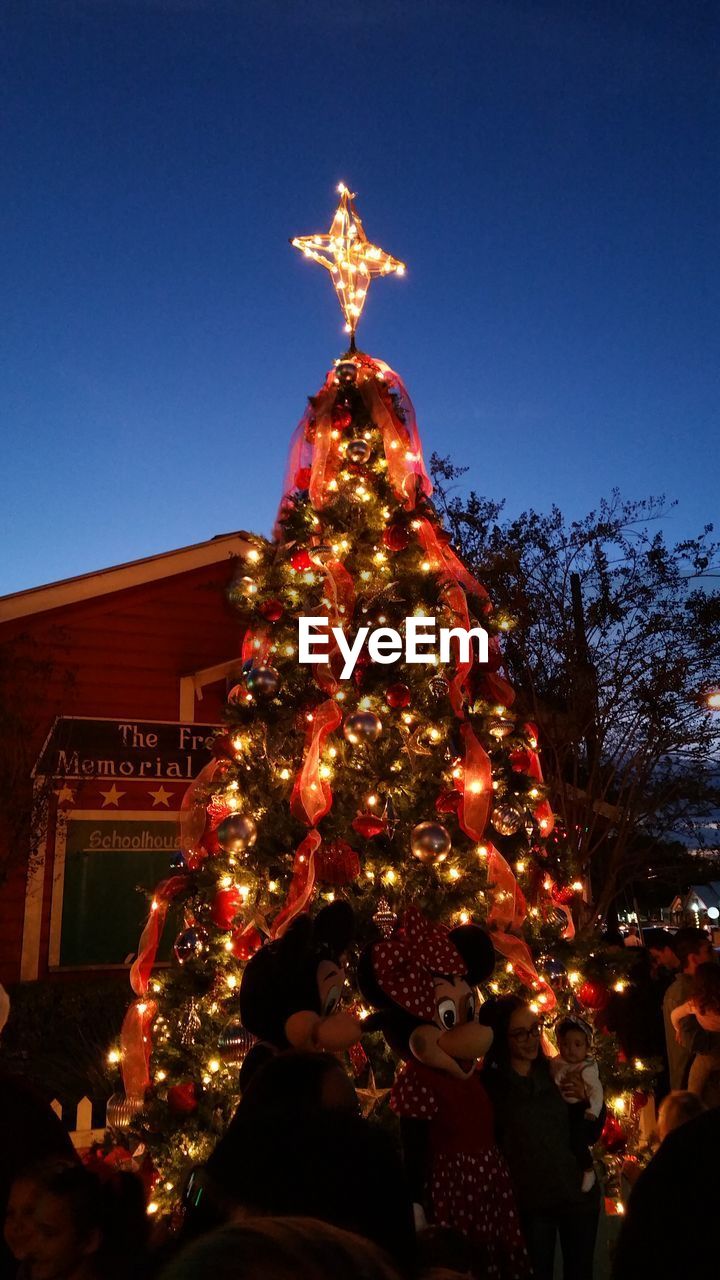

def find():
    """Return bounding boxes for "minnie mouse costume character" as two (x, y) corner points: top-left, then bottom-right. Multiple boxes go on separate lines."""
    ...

(239, 900), (362, 1086)
(358, 907), (530, 1279)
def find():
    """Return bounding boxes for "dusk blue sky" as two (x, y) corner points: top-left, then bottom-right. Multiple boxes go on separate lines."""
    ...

(2, 0), (718, 596)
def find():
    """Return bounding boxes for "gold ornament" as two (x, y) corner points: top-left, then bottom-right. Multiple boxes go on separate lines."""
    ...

(343, 710), (383, 745)
(411, 821), (452, 864)
(356, 1067), (391, 1118)
(291, 185), (405, 339)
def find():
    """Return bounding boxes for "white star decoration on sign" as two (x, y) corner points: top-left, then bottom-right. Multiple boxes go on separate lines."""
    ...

(149, 785), (173, 808)
(100, 784), (125, 807)
(291, 184), (405, 339)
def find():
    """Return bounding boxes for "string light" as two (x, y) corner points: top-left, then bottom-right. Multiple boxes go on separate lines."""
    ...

(291, 186), (405, 336)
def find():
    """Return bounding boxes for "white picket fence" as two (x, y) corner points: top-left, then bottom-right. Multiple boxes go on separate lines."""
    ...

(51, 1096), (107, 1150)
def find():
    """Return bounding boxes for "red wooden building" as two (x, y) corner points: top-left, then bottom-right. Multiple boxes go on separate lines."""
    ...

(0, 532), (251, 987)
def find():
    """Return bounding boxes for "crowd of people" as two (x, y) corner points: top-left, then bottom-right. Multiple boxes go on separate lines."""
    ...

(1, 923), (718, 1280)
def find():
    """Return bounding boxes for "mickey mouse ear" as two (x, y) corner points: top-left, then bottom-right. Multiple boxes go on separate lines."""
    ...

(448, 924), (496, 984)
(313, 900), (355, 951)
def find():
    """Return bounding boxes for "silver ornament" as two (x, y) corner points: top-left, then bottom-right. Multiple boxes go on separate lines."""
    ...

(343, 711), (383, 745)
(487, 716), (514, 739)
(217, 813), (258, 854)
(428, 675), (450, 700)
(336, 361), (357, 385)
(179, 997), (202, 1048)
(173, 925), (209, 964)
(246, 666), (281, 698)
(106, 1093), (144, 1132)
(218, 1018), (256, 1064)
(373, 897), (398, 939)
(345, 438), (372, 464)
(411, 821), (452, 864)
(491, 800), (525, 836)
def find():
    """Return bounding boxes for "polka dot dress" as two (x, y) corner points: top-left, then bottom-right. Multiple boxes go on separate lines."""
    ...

(392, 1061), (531, 1279)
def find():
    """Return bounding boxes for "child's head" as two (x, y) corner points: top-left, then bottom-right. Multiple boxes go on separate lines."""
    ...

(15, 1158), (148, 1280)
(657, 1090), (706, 1143)
(692, 962), (720, 1015)
(4, 1173), (43, 1263)
(555, 1017), (592, 1064)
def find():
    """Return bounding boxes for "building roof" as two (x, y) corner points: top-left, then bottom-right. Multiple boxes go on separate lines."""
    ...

(686, 882), (720, 910)
(0, 531), (253, 623)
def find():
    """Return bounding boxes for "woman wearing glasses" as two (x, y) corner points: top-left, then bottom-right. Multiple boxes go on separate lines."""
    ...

(479, 996), (605, 1280)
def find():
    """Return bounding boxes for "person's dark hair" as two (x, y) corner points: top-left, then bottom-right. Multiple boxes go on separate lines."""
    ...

(644, 928), (674, 952)
(478, 994), (546, 1073)
(692, 962), (720, 1015)
(555, 1017), (591, 1048)
(239, 1050), (357, 1113)
(18, 1158), (149, 1279)
(158, 1215), (401, 1280)
(672, 927), (711, 970)
(205, 1108), (414, 1271)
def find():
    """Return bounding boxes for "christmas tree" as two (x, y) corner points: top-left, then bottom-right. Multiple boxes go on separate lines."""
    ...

(113, 187), (651, 1215)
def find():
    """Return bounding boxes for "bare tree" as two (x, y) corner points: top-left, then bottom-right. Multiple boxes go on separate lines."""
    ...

(432, 461), (720, 933)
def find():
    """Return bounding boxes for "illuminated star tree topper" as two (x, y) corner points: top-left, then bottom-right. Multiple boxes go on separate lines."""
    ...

(291, 183), (406, 344)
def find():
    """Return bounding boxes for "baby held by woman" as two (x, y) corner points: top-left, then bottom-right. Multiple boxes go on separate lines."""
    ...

(550, 1016), (604, 1192)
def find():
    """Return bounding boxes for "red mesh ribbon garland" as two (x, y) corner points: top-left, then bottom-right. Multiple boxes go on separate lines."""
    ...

(359, 371), (431, 511)
(440, 581), (474, 717)
(486, 846), (527, 931)
(270, 830), (321, 939)
(315, 557), (356, 694)
(416, 518), (491, 606)
(514, 722), (555, 836)
(290, 698), (343, 826)
(372, 907), (465, 1020)
(120, 874), (188, 1097)
(120, 999), (158, 1099)
(309, 388), (343, 510)
(458, 722), (492, 841)
(485, 845), (557, 1013)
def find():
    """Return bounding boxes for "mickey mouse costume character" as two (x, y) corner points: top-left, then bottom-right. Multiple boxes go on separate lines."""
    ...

(239, 900), (362, 1086)
(358, 907), (530, 1280)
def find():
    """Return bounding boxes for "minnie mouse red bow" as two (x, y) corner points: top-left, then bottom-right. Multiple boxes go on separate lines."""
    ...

(373, 906), (465, 1021)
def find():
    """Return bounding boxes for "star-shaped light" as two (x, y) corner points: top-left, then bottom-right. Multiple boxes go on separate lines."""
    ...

(291, 184), (405, 339)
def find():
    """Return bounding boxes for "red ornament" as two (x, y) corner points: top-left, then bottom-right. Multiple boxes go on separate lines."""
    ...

(315, 840), (361, 886)
(331, 406), (353, 431)
(550, 883), (575, 905)
(259, 598), (284, 622)
(352, 813), (388, 839)
(167, 1082), (198, 1116)
(230, 928), (261, 962)
(211, 886), (243, 930)
(383, 523), (410, 552)
(386, 682), (412, 709)
(435, 788), (462, 814)
(294, 467), (312, 489)
(510, 748), (534, 774)
(211, 734), (237, 760)
(577, 980), (609, 1011)
(290, 549), (313, 572)
(600, 1113), (626, 1153)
